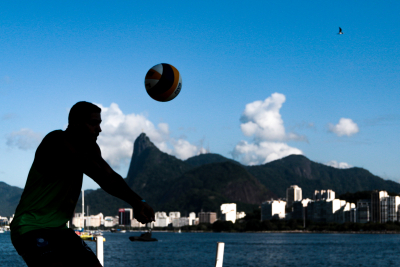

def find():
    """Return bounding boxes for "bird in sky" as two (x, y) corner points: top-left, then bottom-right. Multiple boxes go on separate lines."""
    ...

(338, 27), (343, 34)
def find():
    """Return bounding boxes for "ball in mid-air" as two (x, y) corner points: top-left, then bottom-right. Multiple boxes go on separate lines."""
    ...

(144, 63), (182, 102)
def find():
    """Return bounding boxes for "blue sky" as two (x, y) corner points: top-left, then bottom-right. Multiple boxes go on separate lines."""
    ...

(1, 1), (399, 191)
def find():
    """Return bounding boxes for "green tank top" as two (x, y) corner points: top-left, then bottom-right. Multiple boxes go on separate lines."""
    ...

(11, 130), (86, 242)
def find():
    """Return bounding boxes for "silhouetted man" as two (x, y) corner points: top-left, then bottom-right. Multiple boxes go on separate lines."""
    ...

(10, 101), (155, 267)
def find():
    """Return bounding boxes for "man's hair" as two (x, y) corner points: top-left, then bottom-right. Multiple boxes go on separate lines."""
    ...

(68, 101), (101, 125)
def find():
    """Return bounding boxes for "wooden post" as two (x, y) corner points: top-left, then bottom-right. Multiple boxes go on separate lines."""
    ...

(215, 242), (225, 267)
(96, 236), (104, 266)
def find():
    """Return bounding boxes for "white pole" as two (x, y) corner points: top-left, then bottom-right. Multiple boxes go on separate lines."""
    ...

(96, 236), (104, 266)
(215, 242), (225, 267)
(82, 189), (85, 229)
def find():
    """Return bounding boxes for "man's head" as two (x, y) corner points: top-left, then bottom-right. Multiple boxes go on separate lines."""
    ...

(68, 101), (102, 141)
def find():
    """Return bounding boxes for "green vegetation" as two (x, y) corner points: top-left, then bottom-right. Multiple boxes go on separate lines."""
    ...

(0, 181), (23, 216)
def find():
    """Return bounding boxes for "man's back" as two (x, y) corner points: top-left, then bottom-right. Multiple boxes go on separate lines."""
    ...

(11, 130), (89, 242)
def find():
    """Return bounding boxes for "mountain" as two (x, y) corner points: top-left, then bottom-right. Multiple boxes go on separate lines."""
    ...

(80, 133), (194, 215)
(3, 134), (400, 217)
(246, 155), (400, 199)
(158, 161), (275, 213)
(0, 182), (23, 217)
(81, 134), (400, 216)
(81, 134), (267, 215)
(184, 153), (241, 167)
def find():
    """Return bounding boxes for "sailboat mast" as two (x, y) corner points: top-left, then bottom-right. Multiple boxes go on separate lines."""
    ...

(82, 189), (84, 228)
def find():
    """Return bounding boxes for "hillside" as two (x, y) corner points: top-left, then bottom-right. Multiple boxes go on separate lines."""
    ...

(184, 153), (241, 167)
(3, 134), (400, 217)
(158, 161), (275, 214)
(246, 155), (400, 198)
(80, 134), (400, 216)
(0, 182), (23, 217)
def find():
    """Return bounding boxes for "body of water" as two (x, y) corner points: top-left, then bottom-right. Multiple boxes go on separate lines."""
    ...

(1, 231), (399, 266)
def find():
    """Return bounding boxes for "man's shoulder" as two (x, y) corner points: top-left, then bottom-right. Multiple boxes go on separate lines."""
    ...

(41, 130), (65, 144)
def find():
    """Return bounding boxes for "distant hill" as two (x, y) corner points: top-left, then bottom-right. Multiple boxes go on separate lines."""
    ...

(184, 153), (241, 167)
(3, 134), (400, 217)
(246, 155), (400, 199)
(0, 182), (23, 217)
(80, 134), (400, 216)
(159, 161), (275, 214)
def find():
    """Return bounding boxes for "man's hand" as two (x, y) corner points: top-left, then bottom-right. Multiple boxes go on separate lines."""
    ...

(133, 202), (155, 224)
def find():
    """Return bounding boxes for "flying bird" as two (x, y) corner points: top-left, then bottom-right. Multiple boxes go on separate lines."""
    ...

(338, 27), (343, 35)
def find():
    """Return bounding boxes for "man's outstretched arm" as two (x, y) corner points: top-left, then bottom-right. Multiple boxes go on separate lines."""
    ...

(82, 146), (155, 224)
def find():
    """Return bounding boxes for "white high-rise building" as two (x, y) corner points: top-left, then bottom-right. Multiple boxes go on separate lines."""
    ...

(381, 196), (400, 223)
(286, 185), (302, 207)
(104, 216), (119, 227)
(169, 212), (181, 220)
(188, 212), (196, 225)
(236, 212), (246, 220)
(154, 212), (169, 227)
(72, 213), (104, 228)
(261, 200), (286, 220)
(313, 189), (335, 201)
(371, 190), (388, 223)
(220, 203), (237, 223)
(307, 199), (346, 222)
(131, 218), (146, 228)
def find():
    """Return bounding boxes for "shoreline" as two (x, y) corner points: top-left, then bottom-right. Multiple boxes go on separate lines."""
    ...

(118, 229), (400, 234)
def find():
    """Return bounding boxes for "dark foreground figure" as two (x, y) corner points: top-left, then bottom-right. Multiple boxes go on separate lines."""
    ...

(10, 101), (155, 267)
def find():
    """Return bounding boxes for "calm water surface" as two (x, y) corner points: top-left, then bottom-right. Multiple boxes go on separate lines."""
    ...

(1, 231), (399, 266)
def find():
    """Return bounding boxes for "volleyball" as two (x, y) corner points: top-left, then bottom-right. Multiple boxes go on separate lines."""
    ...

(144, 63), (182, 102)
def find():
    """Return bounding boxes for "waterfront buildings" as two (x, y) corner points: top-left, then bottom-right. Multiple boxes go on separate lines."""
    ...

(0, 216), (9, 226)
(313, 190), (335, 201)
(286, 185), (302, 207)
(357, 199), (370, 223)
(292, 199), (312, 220)
(104, 216), (119, 227)
(381, 195), (400, 223)
(155, 211), (170, 227)
(199, 211), (217, 224)
(131, 218), (146, 228)
(236, 212), (246, 220)
(189, 212), (197, 225)
(118, 208), (133, 226)
(72, 213), (104, 228)
(371, 190), (388, 223)
(220, 203), (237, 223)
(261, 200), (286, 220)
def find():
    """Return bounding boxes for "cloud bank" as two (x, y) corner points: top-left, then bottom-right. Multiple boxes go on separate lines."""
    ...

(329, 118), (359, 137)
(232, 93), (304, 165)
(240, 93), (305, 142)
(6, 128), (43, 150)
(325, 160), (353, 169)
(96, 103), (204, 169)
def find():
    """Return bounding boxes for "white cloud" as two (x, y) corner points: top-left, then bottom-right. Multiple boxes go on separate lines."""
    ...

(233, 93), (304, 165)
(329, 118), (359, 137)
(2, 113), (17, 120)
(240, 93), (305, 142)
(96, 103), (203, 169)
(232, 140), (303, 165)
(325, 160), (353, 169)
(6, 128), (43, 150)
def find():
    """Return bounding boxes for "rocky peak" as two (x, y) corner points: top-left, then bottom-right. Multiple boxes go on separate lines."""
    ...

(126, 133), (157, 181)
(133, 133), (155, 158)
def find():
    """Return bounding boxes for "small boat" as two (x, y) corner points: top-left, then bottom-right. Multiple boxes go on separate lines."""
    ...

(129, 232), (157, 242)
(0, 228), (5, 234)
